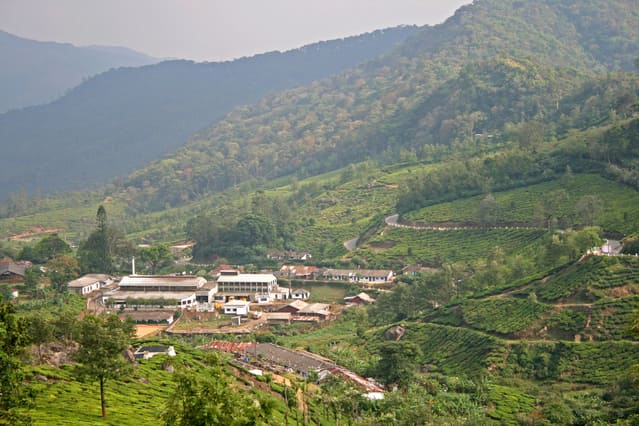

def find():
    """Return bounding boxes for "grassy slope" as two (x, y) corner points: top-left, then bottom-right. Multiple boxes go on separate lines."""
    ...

(25, 341), (291, 425)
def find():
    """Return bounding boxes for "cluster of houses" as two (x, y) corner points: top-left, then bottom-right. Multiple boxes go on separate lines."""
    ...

(278, 265), (395, 284)
(62, 264), (385, 327)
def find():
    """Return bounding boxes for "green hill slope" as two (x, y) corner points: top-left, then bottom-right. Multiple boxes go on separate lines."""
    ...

(93, 0), (639, 214)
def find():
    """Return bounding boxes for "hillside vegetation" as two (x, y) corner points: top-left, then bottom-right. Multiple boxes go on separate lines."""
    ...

(0, 27), (417, 202)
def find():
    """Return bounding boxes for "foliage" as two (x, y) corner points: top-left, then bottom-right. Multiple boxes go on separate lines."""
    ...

(460, 298), (551, 335)
(505, 341), (639, 385)
(163, 358), (275, 426)
(27, 315), (54, 362)
(73, 314), (135, 418)
(535, 255), (639, 302)
(0, 299), (33, 425)
(486, 384), (537, 423)
(77, 205), (132, 274)
(374, 341), (422, 388)
(369, 271), (455, 324)
(46, 255), (79, 294)
(137, 244), (174, 275)
(404, 173), (639, 235)
(391, 323), (504, 377)
(19, 234), (71, 264)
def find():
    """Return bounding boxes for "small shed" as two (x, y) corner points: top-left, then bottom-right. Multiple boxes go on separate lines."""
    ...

(134, 345), (177, 360)
(266, 312), (292, 325)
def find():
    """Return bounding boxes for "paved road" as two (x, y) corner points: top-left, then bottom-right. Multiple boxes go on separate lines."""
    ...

(385, 214), (544, 231)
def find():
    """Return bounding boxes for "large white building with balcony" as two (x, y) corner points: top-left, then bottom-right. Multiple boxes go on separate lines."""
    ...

(215, 270), (289, 303)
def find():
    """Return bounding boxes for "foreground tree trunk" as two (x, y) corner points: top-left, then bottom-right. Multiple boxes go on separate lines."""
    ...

(100, 377), (106, 417)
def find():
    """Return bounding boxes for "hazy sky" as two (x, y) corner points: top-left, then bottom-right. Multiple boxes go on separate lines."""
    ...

(0, 0), (471, 62)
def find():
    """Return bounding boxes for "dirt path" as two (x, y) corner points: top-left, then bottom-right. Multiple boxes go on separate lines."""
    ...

(343, 237), (359, 251)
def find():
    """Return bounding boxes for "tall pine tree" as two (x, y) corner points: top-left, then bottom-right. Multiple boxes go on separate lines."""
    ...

(77, 205), (114, 273)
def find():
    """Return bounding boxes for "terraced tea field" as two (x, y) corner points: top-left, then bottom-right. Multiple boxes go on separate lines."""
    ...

(360, 227), (547, 265)
(534, 256), (639, 302)
(460, 299), (551, 335)
(404, 174), (639, 234)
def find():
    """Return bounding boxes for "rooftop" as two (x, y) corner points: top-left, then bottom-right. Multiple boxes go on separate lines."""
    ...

(299, 303), (330, 314)
(68, 274), (112, 288)
(104, 289), (196, 301)
(119, 275), (207, 288)
(324, 269), (392, 278)
(217, 273), (277, 283)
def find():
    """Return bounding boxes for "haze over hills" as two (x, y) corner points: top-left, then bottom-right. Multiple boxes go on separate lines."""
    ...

(0, 30), (158, 113)
(0, 26), (418, 202)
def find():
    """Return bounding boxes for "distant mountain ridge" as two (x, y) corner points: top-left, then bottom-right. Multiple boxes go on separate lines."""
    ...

(0, 30), (158, 113)
(0, 26), (419, 201)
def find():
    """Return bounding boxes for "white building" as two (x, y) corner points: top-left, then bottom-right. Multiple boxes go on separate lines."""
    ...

(223, 300), (251, 316)
(216, 270), (288, 303)
(323, 269), (394, 284)
(291, 289), (311, 300)
(67, 274), (113, 296)
(103, 275), (212, 309)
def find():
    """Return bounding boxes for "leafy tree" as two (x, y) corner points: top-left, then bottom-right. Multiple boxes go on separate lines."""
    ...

(0, 299), (33, 425)
(163, 355), (272, 425)
(622, 237), (639, 255)
(77, 205), (128, 273)
(235, 214), (276, 248)
(28, 315), (54, 362)
(52, 309), (78, 342)
(46, 254), (79, 293)
(137, 244), (174, 275)
(74, 314), (134, 418)
(375, 341), (422, 388)
(22, 267), (41, 296)
(478, 194), (499, 224)
(512, 121), (544, 151)
(575, 195), (603, 226)
(32, 234), (72, 263)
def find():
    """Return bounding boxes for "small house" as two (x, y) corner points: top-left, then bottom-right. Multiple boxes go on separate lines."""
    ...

(344, 292), (376, 306)
(278, 299), (309, 314)
(0, 262), (26, 282)
(223, 300), (250, 316)
(291, 289), (311, 300)
(266, 312), (292, 325)
(67, 274), (113, 296)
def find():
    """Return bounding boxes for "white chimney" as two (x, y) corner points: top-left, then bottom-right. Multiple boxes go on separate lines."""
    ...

(132, 256), (136, 276)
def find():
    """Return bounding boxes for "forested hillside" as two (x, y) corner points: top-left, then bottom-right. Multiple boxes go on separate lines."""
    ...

(0, 30), (158, 113)
(0, 26), (418, 202)
(111, 0), (639, 213)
